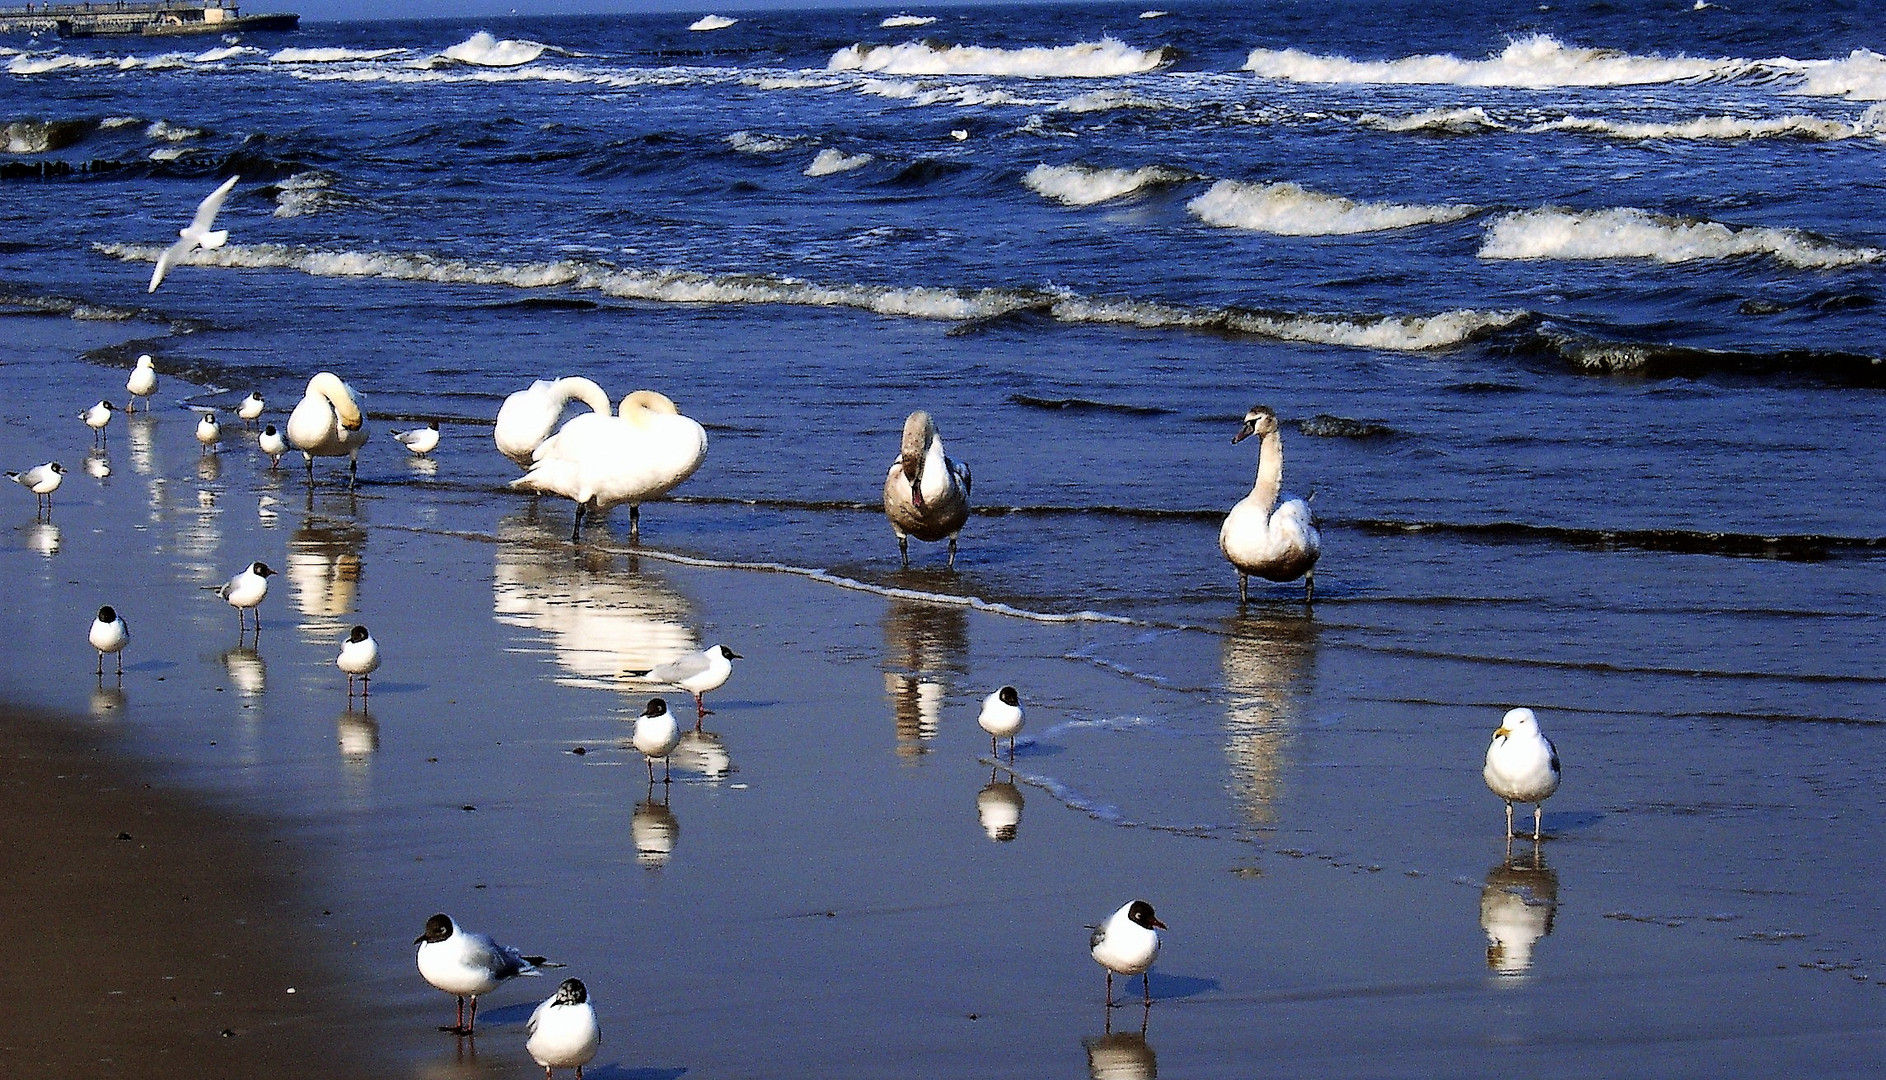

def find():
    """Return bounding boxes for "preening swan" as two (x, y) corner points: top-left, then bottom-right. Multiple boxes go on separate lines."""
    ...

(1221, 404), (1320, 603)
(287, 371), (370, 487)
(882, 410), (971, 567)
(509, 389), (708, 541)
(494, 376), (612, 468)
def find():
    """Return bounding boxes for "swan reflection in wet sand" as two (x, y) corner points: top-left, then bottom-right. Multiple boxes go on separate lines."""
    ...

(882, 596), (968, 761)
(976, 768), (1024, 842)
(1220, 608), (1318, 826)
(493, 515), (697, 695)
(672, 729), (731, 782)
(632, 790), (680, 868)
(1085, 1009), (1155, 1078)
(1481, 848), (1559, 978)
(288, 514), (366, 636)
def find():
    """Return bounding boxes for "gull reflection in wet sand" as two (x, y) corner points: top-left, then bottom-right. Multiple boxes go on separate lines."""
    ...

(90, 682), (127, 720)
(1085, 1009), (1155, 1080)
(221, 644), (266, 698)
(672, 729), (731, 782)
(494, 515), (698, 695)
(337, 707), (379, 801)
(633, 789), (680, 868)
(22, 520), (59, 558)
(288, 514), (366, 638)
(1481, 848), (1559, 978)
(882, 595), (968, 761)
(127, 414), (158, 477)
(1220, 608), (1318, 826)
(84, 449), (111, 481)
(976, 767), (1024, 842)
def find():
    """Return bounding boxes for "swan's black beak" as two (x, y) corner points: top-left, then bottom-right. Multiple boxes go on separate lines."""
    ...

(1231, 420), (1255, 444)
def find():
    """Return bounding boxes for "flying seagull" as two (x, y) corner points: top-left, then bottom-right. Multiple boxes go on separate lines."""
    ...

(149, 175), (239, 293)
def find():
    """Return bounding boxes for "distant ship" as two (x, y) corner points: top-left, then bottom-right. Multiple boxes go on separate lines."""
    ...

(0, 1), (298, 37)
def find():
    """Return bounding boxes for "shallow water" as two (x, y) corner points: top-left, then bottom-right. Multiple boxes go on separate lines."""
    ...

(3, 0), (1885, 1073)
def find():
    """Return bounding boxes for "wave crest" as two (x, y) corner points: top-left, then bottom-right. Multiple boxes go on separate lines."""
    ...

(880, 14), (937, 28)
(1481, 207), (1883, 269)
(829, 37), (1168, 78)
(1358, 106), (1506, 133)
(1189, 179), (1477, 235)
(805, 148), (873, 176)
(1024, 163), (1188, 206)
(441, 32), (546, 68)
(1245, 33), (1742, 88)
(1532, 112), (1861, 140)
(269, 46), (408, 63)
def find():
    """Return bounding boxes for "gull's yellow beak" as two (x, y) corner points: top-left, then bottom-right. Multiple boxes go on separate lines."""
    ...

(1492, 726), (1510, 739)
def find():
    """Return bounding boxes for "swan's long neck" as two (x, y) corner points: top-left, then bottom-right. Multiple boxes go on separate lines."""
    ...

(554, 377), (611, 415)
(1249, 430), (1283, 512)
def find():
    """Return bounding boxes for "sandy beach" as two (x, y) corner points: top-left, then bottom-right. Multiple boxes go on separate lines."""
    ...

(0, 307), (1880, 1079)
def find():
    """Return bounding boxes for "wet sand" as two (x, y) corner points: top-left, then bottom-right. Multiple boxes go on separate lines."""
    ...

(0, 313), (1881, 1078)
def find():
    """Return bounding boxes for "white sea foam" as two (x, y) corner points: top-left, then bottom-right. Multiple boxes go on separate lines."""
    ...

(829, 37), (1168, 78)
(727, 130), (798, 154)
(269, 46), (407, 63)
(3, 120), (56, 154)
(689, 14), (737, 31)
(8, 53), (117, 74)
(1530, 112), (1861, 140)
(272, 172), (339, 218)
(1481, 207), (1884, 269)
(1189, 179), (1477, 235)
(94, 240), (1519, 352)
(193, 45), (262, 62)
(1784, 49), (1886, 101)
(1140, 10), (1168, 18)
(1052, 88), (1171, 112)
(880, 14), (936, 28)
(805, 148), (873, 176)
(100, 115), (141, 128)
(441, 31), (546, 67)
(1245, 33), (1743, 88)
(1024, 163), (1187, 206)
(148, 146), (188, 161)
(146, 120), (200, 142)
(1359, 106), (1507, 133)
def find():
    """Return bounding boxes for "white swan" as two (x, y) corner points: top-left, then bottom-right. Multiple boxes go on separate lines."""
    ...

(287, 371), (369, 487)
(882, 410), (971, 567)
(1221, 404), (1320, 603)
(510, 390), (707, 541)
(494, 376), (612, 468)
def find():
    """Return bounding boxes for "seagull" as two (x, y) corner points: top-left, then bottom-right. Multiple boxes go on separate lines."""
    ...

(494, 376), (612, 469)
(287, 371), (369, 487)
(126, 354), (157, 412)
(258, 424), (287, 468)
(415, 913), (554, 1036)
(337, 625), (380, 699)
(509, 389), (707, 541)
(216, 561), (276, 634)
(526, 977), (600, 1080)
(630, 697), (682, 784)
(882, 410), (971, 567)
(1484, 707), (1561, 842)
(392, 420), (441, 457)
(1090, 900), (1165, 1007)
(90, 604), (128, 677)
(977, 685), (1024, 757)
(148, 174), (239, 293)
(195, 410), (222, 448)
(1221, 404), (1320, 603)
(238, 391), (266, 427)
(627, 644), (740, 725)
(8, 462), (64, 514)
(81, 400), (113, 446)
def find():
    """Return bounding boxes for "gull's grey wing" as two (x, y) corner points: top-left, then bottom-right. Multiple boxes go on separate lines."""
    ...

(650, 651), (711, 682)
(149, 239), (188, 292)
(191, 175), (240, 232)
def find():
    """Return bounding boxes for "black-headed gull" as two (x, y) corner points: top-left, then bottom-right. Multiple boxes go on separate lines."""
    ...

(1484, 707), (1561, 842)
(883, 410), (971, 567)
(195, 411), (222, 448)
(258, 424), (287, 468)
(238, 391), (265, 427)
(392, 420), (441, 457)
(628, 643), (739, 725)
(526, 977), (600, 1079)
(630, 697), (681, 783)
(1221, 404), (1320, 604)
(1090, 900), (1165, 1007)
(415, 913), (554, 1036)
(81, 400), (113, 446)
(337, 624), (380, 699)
(8, 461), (65, 514)
(977, 685), (1024, 757)
(90, 604), (128, 677)
(217, 561), (276, 634)
(149, 174), (239, 293)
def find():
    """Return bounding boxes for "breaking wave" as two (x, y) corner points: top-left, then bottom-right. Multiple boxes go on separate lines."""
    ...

(880, 14), (937, 28)
(1245, 34), (1744, 88)
(94, 240), (1523, 352)
(1787, 49), (1886, 101)
(1189, 180), (1478, 235)
(3, 118), (89, 154)
(1024, 162), (1190, 206)
(727, 130), (799, 154)
(268, 171), (342, 218)
(1358, 107), (1507, 134)
(829, 37), (1169, 78)
(805, 148), (873, 176)
(269, 46), (409, 63)
(1531, 112), (1867, 140)
(440, 32), (546, 68)
(1052, 88), (1172, 113)
(1481, 207), (1884, 269)
(689, 15), (737, 31)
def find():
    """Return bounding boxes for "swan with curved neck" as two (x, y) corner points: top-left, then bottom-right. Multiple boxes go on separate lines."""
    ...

(509, 389), (707, 541)
(494, 376), (613, 468)
(287, 371), (369, 487)
(882, 410), (972, 567)
(1220, 404), (1320, 603)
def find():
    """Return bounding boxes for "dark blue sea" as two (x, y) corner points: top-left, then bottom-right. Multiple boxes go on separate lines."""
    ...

(2, 3), (1884, 1075)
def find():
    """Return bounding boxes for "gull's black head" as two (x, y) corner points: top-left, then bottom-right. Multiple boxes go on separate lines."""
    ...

(719, 645), (742, 660)
(252, 562), (276, 577)
(50, 462), (66, 474)
(98, 605), (118, 623)
(555, 978), (587, 1005)
(998, 686), (1019, 707)
(644, 698), (668, 718)
(1127, 900), (1166, 930)
(417, 913), (454, 945)
(348, 625), (370, 643)
(263, 424), (278, 436)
